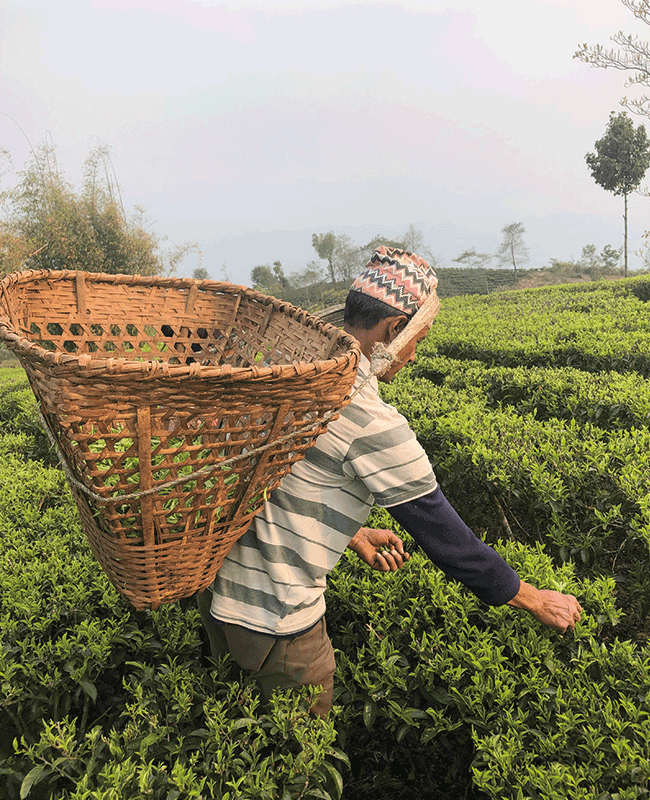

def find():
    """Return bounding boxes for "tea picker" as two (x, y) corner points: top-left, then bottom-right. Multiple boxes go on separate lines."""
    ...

(197, 247), (582, 717)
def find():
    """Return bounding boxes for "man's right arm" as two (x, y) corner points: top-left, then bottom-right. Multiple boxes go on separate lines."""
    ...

(507, 580), (582, 633)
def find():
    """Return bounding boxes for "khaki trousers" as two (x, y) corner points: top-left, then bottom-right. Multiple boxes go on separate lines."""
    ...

(196, 590), (336, 717)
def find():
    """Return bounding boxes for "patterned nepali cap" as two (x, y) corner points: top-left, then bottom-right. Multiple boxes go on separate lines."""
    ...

(349, 246), (438, 317)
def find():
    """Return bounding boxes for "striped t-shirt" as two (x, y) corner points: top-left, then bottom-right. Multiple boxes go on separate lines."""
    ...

(208, 353), (438, 635)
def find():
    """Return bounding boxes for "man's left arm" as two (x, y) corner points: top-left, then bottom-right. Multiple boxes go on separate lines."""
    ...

(387, 486), (582, 633)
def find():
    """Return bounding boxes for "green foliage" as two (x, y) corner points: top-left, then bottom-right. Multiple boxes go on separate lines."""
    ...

(0, 143), (196, 277)
(329, 534), (649, 800)
(418, 277), (650, 374)
(381, 279), (650, 621)
(586, 112), (650, 198)
(0, 371), (55, 463)
(3, 275), (650, 799)
(409, 356), (650, 430)
(435, 266), (521, 297)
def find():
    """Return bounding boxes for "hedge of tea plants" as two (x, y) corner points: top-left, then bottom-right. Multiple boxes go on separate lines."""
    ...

(1, 275), (650, 800)
(381, 277), (650, 618)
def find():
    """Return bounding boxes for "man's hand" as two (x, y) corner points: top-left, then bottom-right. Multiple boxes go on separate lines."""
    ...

(348, 527), (410, 572)
(507, 580), (583, 633)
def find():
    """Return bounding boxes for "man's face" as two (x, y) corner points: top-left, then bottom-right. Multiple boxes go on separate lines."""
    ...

(377, 327), (429, 383)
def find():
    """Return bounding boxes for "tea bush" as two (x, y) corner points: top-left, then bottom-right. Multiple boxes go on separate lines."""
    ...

(423, 276), (650, 375)
(2, 276), (650, 799)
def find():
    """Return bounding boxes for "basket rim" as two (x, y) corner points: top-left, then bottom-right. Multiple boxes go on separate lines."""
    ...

(0, 269), (360, 382)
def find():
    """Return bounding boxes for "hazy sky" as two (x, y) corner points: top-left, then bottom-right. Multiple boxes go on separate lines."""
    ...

(3, 0), (650, 283)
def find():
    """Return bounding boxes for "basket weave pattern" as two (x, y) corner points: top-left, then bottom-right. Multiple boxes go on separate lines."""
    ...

(0, 270), (360, 608)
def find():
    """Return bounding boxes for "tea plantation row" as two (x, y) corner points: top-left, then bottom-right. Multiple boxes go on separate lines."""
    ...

(1, 275), (650, 800)
(381, 276), (650, 626)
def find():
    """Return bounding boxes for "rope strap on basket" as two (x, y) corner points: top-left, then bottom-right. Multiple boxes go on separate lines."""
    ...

(37, 344), (399, 506)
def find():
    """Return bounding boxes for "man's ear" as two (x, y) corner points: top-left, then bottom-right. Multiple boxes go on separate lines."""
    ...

(385, 316), (409, 342)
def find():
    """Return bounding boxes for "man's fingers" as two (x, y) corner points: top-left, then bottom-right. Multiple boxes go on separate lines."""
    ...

(560, 597), (582, 632)
(375, 551), (395, 571)
(376, 548), (409, 571)
(388, 535), (407, 556)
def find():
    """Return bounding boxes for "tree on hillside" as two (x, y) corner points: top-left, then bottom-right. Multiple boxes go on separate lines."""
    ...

(311, 232), (337, 284)
(356, 234), (406, 270)
(579, 243), (623, 277)
(272, 261), (288, 290)
(496, 222), (530, 279)
(545, 243), (623, 281)
(193, 267), (209, 280)
(0, 142), (196, 277)
(601, 243), (624, 272)
(585, 111), (650, 275)
(288, 260), (323, 289)
(311, 231), (360, 285)
(250, 261), (288, 296)
(581, 244), (599, 273)
(251, 264), (279, 295)
(357, 226), (438, 267)
(286, 260), (325, 305)
(453, 247), (493, 269)
(402, 223), (439, 265)
(575, 1), (650, 118)
(332, 234), (359, 284)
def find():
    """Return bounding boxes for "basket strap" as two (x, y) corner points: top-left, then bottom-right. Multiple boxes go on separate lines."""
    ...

(381, 291), (441, 367)
(37, 404), (337, 506)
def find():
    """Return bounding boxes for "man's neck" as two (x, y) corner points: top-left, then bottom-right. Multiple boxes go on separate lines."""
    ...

(344, 324), (380, 361)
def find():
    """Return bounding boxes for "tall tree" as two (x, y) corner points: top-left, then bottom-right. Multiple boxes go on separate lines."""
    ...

(402, 224), (438, 265)
(250, 264), (282, 295)
(332, 234), (361, 284)
(585, 111), (650, 276)
(496, 222), (530, 279)
(601, 243), (623, 273)
(356, 234), (405, 273)
(272, 260), (289, 290)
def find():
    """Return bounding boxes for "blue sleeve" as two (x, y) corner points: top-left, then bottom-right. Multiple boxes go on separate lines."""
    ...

(388, 486), (520, 606)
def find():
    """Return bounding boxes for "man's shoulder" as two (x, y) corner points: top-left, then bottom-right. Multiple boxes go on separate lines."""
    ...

(342, 381), (408, 432)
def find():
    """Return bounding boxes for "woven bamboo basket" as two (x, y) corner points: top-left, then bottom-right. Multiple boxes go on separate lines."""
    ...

(0, 270), (360, 609)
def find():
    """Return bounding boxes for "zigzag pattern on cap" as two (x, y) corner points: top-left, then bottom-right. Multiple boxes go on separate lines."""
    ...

(350, 246), (437, 315)
(352, 264), (425, 315)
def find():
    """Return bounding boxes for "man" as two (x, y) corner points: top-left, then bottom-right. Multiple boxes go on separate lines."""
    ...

(197, 246), (582, 717)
